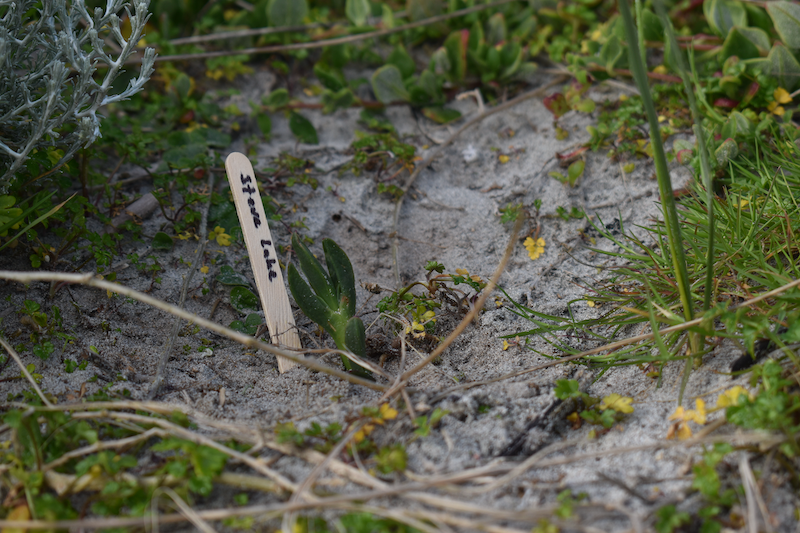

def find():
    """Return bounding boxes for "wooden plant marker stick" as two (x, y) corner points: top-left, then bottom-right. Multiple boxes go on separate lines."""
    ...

(225, 152), (302, 372)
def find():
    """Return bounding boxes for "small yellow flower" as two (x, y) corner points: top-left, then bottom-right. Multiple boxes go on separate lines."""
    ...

(498, 154), (510, 164)
(378, 403), (398, 421)
(502, 340), (510, 351)
(658, 115), (667, 123)
(455, 268), (482, 282)
(353, 423), (375, 443)
(716, 386), (751, 408)
(586, 300), (595, 308)
(211, 226), (231, 246)
(666, 399), (707, 440)
(738, 198), (749, 209)
(524, 237), (546, 260)
(774, 87), (792, 104)
(200, 266), (209, 274)
(599, 393), (634, 414)
(619, 94), (628, 101)
(767, 101), (785, 116)
(652, 65), (668, 75)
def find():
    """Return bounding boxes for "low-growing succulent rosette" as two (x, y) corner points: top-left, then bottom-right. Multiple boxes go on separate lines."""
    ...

(288, 234), (371, 379)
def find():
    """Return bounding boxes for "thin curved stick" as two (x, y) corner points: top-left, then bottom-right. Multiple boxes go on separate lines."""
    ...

(0, 271), (386, 392)
(379, 215), (523, 402)
(0, 337), (53, 407)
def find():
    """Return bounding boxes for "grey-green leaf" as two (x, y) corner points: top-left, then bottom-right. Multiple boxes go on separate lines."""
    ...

(288, 264), (333, 334)
(345, 0), (370, 26)
(746, 43), (800, 90)
(323, 238), (357, 317)
(216, 265), (251, 287)
(230, 286), (260, 312)
(152, 232), (173, 251)
(291, 234), (337, 309)
(703, 0), (747, 36)
(289, 112), (319, 144)
(767, 0), (800, 49)
(371, 65), (411, 103)
(268, 0), (307, 27)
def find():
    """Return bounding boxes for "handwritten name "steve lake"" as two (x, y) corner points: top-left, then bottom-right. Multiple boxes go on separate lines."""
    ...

(240, 172), (278, 282)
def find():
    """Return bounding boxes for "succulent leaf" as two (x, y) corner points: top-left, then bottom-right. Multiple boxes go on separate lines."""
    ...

(288, 264), (333, 335)
(291, 234), (337, 309)
(344, 317), (371, 378)
(323, 239), (357, 317)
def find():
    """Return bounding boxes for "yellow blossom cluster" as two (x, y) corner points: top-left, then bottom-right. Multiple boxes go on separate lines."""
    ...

(524, 237), (545, 260)
(354, 403), (399, 443)
(211, 226), (231, 246)
(405, 310), (436, 339)
(666, 386), (753, 440)
(455, 268), (482, 283)
(768, 87), (792, 116)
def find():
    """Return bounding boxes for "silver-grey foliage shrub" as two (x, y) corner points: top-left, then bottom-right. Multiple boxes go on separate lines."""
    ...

(0, 0), (156, 192)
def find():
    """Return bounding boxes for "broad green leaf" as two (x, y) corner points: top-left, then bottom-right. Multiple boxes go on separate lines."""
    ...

(500, 42), (523, 79)
(344, 317), (366, 357)
(444, 31), (467, 81)
(323, 238), (357, 316)
(387, 45), (416, 79)
(767, 0), (800, 49)
(230, 286), (259, 312)
(567, 160), (585, 185)
(264, 88), (290, 108)
(152, 232), (174, 251)
(422, 106), (462, 124)
(641, 9), (662, 42)
(721, 26), (770, 60)
(599, 34), (625, 74)
(746, 43), (800, 90)
(418, 70), (442, 101)
(230, 313), (262, 335)
(314, 62), (345, 91)
(257, 114), (272, 138)
(703, 0), (747, 37)
(721, 111), (754, 139)
(321, 88), (355, 114)
(288, 264), (333, 334)
(162, 143), (207, 169)
(291, 234), (337, 309)
(371, 65), (411, 103)
(289, 112), (319, 144)
(715, 138), (739, 167)
(486, 13), (506, 45)
(345, 0), (370, 26)
(216, 265), (251, 287)
(268, 0), (307, 27)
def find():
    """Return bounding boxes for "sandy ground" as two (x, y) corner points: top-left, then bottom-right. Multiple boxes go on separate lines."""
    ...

(1, 69), (796, 531)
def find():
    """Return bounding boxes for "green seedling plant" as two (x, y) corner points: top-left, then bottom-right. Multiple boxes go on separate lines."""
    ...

(555, 379), (634, 431)
(288, 234), (371, 378)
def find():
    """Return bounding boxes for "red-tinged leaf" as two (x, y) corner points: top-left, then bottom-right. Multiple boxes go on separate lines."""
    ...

(556, 146), (589, 160)
(543, 93), (570, 118)
(741, 81), (760, 106)
(713, 97), (739, 108)
(676, 149), (694, 164)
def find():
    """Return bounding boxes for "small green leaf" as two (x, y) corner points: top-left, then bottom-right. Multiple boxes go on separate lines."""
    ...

(216, 265), (251, 287)
(323, 239), (357, 316)
(265, 88), (290, 108)
(314, 62), (345, 91)
(291, 234), (337, 309)
(230, 286), (260, 312)
(406, 0), (441, 22)
(421, 106), (461, 124)
(747, 43), (800, 90)
(387, 45), (416, 79)
(567, 160), (585, 185)
(371, 65), (411, 103)
(289, 112), (319, 144)
(345, 0), (370, 26)
(257, 114), (272, 138)
(152, 232), (174, 251)
(721, 26), (770, 60)
(444, 31), (467, 82)
(767, 0), (800, 50)
(641, 9), (663, 42)
(703, 0), (747, 37)
(268, 0), (307, 27)
(288, 264), (333, 334)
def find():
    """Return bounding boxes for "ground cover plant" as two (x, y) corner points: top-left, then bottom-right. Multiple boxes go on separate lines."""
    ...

(2, 0), (800, 530)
